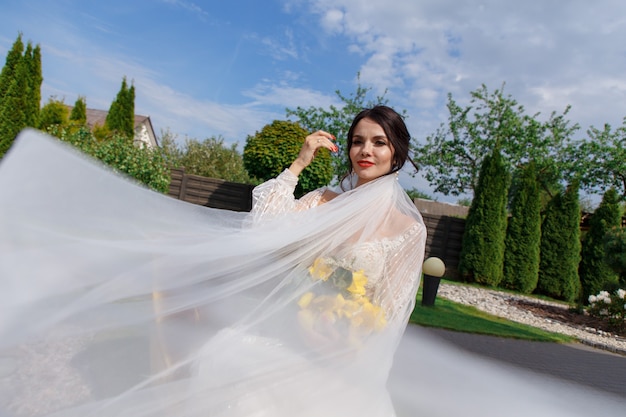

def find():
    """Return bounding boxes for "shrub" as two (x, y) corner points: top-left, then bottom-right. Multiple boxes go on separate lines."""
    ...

(244, 120), (333, 197)
(47, 125), (170, 193)
(587, 289), (626, 331)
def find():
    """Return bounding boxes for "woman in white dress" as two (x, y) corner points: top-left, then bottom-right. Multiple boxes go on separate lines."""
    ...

(1, 107), (624, 417)
(0, 106), (426, 416)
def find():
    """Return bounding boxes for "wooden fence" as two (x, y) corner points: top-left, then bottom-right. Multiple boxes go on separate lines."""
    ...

(168, 169), (467, 279)
(421, 213), (465, 280)
(169, 168), (255, 212)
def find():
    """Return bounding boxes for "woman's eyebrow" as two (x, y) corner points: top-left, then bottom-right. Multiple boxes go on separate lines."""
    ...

(353, 134), (388, 139)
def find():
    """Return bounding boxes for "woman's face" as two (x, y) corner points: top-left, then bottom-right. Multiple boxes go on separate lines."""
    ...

(349, 118), (395, 187)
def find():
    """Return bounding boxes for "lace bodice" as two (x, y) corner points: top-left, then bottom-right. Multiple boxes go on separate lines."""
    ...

(328, 224), (422, 318)
(331, 224), (419, 288)
(250, 170), (424, 320)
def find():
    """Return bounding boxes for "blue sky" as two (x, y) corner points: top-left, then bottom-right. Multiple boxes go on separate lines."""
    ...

(2, 0), (626, 203)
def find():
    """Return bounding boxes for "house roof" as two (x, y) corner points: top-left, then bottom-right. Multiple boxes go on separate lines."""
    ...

(65, 106), (158, 147)
(69, 107), (151, 130)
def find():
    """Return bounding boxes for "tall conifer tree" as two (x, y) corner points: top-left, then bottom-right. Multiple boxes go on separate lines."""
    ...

(0, 33), (24, 104)
(25, 43), (43, 128)
(502, 162), (542, 293)
(578, 188), (621, 302)
(70, 96), (87, 125)
(106, 77), (135, 139)
(459, 146), (510, 286)
(0, 56), (28, 158)
(537, 181), (582, 301)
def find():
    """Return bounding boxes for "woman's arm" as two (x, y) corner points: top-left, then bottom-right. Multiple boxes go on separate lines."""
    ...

(248, 130), (337, 223)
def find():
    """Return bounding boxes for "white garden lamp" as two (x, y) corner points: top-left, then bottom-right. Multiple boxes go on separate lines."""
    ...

(421, 257), (446, 306)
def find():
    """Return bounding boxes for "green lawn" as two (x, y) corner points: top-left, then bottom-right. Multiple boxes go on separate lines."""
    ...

(410, 289), (574, 343)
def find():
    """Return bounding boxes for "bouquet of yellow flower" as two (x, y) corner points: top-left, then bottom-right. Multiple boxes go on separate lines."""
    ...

(297, 258), (387, 347)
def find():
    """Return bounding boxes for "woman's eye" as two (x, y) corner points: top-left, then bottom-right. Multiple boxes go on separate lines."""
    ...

(353, 139), (363, 144)
(376, 141), (387, 146)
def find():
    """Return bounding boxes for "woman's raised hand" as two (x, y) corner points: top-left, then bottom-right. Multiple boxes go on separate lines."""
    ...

(288, 130), (338, 177)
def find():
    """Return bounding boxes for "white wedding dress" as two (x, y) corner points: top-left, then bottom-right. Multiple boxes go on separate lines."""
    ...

(1, 130), (624, 417)
(0, 130), (427, 416)
(185, 169), (425, 417)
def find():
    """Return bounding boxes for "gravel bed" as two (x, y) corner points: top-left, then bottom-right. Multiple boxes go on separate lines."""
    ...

(437, 283), (626, 355)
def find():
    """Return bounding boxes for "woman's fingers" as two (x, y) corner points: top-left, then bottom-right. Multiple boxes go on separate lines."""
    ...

(289, 131), (338, 176)
(307, 131), (338, 153)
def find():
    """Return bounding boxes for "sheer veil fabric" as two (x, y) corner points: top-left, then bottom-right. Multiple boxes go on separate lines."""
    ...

(0, 130), (624, 417)
(0, 129), (426, 416)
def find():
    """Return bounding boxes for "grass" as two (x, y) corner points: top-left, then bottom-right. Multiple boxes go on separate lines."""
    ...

(410, 287), (575, 343)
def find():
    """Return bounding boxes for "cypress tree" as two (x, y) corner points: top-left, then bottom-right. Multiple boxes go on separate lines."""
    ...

(502, 162), (541, 293)
(126, 82), (135, 138)
(458, 147), (510, 286)
(0, 55), (28, 158)
(537, 181), (582, 301)
(106, 77), (135, 139)
(24, 43), (43, 128)
(578, 188), (621, 302)
(0, 33), (24, 104)
(70, 96), (87, 125)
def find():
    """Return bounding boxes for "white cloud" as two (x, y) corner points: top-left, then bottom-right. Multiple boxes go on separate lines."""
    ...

(258, 28), (299, 60)
(321, 9), (345, 34)
(303, 0), (626, 132)
(243, 80), (338, 109)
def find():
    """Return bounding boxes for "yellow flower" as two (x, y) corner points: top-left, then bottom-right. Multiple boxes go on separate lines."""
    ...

(346, 269), (367, 295)
(333, 293), (346, 311)
(308, 258), (333, 281)
(340, 299), (361, 318)
(298, 292), (314, 308)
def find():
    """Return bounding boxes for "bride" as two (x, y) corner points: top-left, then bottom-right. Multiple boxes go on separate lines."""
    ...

(2, 106), (623, 417)
(0, 106), (426, 416)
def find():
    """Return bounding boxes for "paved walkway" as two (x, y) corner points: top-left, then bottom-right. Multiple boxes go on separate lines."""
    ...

(389, 325), (626, 416)
(423, 327), (626, 398)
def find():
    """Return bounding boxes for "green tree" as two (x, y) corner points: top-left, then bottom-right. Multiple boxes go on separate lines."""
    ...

(69, 96), (87, 125)
(0, 33), (24, 103)
(502, 162), (542, 293)
(458, 147), (510, 286)
(578, 188), (622, 303)
(0, 34), (42, 158)
(565, 120), (626, 201)
(0, 53), (29, 158)
(38, 97), (69, 131)
(243, 120), (333, 197)
(24, 42), (42, 128)
(106, 77), (135, 139)
(285, 74), (394, 180)
(537, 181), (582, 301)
(413, 83), (577, 197)
(604, 227), (626, 288)
(161, 132), (252, 184)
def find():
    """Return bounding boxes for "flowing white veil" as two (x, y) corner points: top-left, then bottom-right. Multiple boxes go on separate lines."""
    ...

(0, 129), (426, 416)
(0, 130), (624, 417)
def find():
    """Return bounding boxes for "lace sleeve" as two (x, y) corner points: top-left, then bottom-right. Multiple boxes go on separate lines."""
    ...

(249, 169), (325, 223)
(375, 222), (427, 324)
